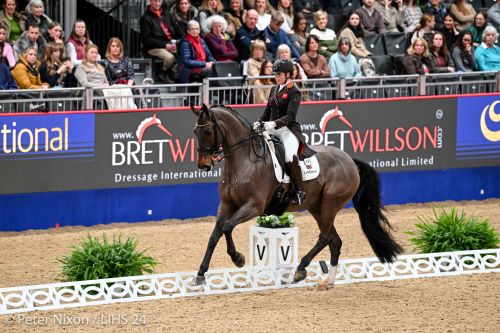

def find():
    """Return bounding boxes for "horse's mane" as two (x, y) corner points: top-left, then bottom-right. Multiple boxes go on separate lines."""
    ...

(211, 104), (252, 128)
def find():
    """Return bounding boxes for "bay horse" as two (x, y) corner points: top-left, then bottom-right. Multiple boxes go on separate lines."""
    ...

(191, 104), (402, 285)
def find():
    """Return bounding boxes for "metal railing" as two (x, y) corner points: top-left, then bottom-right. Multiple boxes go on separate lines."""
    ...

(0, 71), (498, 113)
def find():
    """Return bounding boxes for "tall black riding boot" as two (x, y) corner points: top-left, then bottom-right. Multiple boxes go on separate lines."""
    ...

(286, 155), (306, 205)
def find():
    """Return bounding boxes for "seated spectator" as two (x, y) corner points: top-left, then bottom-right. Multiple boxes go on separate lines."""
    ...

(339, 12), (372, 58)
(178, 20), (215, 83)
(139, 0), (178, 83)
(44, 21), (64, 45)
(103, 37), (135, 86)
(429, 31), (455, 72)
(292, 62), (308, 101)
(225, 0), (246, 30)
(423, 0), (447, 31)
(66, 19), (99, 67)
(487, 3), (500, 30)
(310, 10), (337, 59)
(402, 37), (435, 74)
(328, 37), (361, 78)
(39, 42), (76, 87)
(401, 0), (422, 33)
(13, 22), (44, 61)
(204, 15), (238, 61)
(275, 0), (293, 32)
(74, 44), (108, 89)
(170, 0), (199, 39)
(411, 13), (436, 43)
(474, 26), (500, 71)
(199, 0), (226, 34)
(264, 11), (300, 60)
(253, 59), (273, 103)
(438, 14), (459, 50)
(287, 12), (308, 56)
(451, 31), (475, 72)
(355, 0), (386, 35)
(276, 44), (306, 78)
(0, 61), (18, 89)
(300, 35), (330, 78)
(449, 0), (475, 32)
(0, 25), (15, 67)
(468, 12), (488, 48)
(254, 0), (274, 31)
(381, 0), (404, 33)
(11, 45), (49, 89)
(246, 39), (266, 77)
(0, 0), (26, 44)
(234, 9), (266, 60)
(23, 0), (51, 38)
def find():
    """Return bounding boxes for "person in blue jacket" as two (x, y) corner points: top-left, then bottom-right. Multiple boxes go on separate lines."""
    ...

(474, 26), (500, 71)
(178, 20), (216, 83)
(0, 61), (18, 90)
(264, 11), (300, 60)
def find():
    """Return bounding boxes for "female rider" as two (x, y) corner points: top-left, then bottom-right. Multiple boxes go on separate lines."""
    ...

(253, 58), (314, 205)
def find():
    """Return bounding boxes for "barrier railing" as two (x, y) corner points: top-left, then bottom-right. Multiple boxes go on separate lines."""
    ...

(0, 71), (498, 113)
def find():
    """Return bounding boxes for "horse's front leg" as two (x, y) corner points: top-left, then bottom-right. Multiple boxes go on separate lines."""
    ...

(225, 230), (245, 268)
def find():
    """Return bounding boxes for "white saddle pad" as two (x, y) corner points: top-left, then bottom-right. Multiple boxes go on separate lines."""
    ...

(263, 132), (320, 183)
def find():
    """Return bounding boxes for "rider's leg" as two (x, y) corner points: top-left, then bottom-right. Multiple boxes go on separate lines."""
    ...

(286, 155), (306, 205)
(275, 128), (305, 204)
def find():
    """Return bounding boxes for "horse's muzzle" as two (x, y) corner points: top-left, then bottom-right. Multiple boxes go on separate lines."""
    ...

(197, 155), (213, 171)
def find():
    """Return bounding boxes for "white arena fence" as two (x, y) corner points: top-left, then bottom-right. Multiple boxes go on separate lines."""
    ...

(0, 249), (498, 314)
(0, 71), (498, 113)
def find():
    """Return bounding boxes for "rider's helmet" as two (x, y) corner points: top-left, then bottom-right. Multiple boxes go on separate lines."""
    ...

(272, 59), (294, 75)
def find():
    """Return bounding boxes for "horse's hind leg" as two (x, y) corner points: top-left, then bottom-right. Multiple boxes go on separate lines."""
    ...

(322, 228), (342, 285)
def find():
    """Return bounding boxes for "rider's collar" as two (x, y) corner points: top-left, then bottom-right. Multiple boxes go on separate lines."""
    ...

(279, 80), (292, 91)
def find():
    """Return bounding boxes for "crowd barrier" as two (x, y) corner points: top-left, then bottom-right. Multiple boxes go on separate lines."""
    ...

(0, 94), (499, 231)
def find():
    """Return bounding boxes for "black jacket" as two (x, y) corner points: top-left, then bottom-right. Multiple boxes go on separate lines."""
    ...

(234, 25), (266, 60)
(139, 6), (180, 53)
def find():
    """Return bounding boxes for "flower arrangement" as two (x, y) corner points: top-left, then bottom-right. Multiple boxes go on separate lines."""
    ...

(256, 212), (295, 228)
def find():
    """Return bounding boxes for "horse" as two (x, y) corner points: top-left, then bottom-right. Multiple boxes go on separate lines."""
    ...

(191, 104), (402, 285)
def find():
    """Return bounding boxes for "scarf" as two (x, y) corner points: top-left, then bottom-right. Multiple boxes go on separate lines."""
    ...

(186, 34), (206, 62)
(149, 6), (172, 40)
(346, 23), (363, 39)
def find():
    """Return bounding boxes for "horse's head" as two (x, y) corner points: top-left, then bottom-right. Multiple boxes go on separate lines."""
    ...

(192, 104), (218, 171)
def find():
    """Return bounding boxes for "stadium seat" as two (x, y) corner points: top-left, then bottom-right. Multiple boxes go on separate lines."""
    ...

(383, 77), (414, 97)
(357, 78), (383, 99)
(340, 0), (362, 16)
(434, 75), (461, 95)
(425, 76), (436, 96)
(383, 32), (408, 56)
(461, 73), (487, 94)
(344, 78), (359, 100)
(393, 54), (407, 75)
(364, 34), (386, 56)
(0, 92), (17, 113)
(371, 55), (395, 75)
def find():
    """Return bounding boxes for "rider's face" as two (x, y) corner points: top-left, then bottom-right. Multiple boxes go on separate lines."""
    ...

(275, 72), (286, 85)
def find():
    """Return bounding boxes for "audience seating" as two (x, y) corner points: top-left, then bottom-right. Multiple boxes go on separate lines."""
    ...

(364, 34), (386, 56)
(383, 32), (408, 56)
(371, 55), (395, 75)
(434, 75), (461, 95)
(383, 77), (414, 98)
(461, 73), (488, 94)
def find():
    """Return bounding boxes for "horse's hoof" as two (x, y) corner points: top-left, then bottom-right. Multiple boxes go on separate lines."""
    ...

(232, 252), (245, 268)
(293, 269), (307, 283)
(194, 275), (205, 285)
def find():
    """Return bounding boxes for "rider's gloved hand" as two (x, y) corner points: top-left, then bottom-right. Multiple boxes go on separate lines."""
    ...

(263, 121), (276, 131)
(252, 121), (262, 132)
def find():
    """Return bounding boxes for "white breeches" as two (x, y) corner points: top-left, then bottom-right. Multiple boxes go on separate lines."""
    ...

(268, 126), (299, 162)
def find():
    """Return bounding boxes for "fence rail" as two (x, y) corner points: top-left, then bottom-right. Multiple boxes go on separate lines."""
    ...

(0, 72), (498, 113)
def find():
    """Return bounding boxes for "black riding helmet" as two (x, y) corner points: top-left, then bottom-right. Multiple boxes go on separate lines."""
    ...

(272, 59), (294, 75)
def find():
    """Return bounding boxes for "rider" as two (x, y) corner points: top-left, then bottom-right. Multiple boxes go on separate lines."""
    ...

(253, 59), (314, 205)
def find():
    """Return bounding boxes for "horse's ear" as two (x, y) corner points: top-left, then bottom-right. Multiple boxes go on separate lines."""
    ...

(201, 103), (210, 116)
(190, 105), (200, 116)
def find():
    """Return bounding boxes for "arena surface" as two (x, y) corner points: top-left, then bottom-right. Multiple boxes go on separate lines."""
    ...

(1, 199), (499, 332)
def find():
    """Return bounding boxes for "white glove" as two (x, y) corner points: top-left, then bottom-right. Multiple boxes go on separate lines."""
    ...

(263, 121), (276, 131)
(253, 121), (262, 132)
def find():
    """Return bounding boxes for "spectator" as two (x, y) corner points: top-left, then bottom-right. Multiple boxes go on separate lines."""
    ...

(24, 0), (51, 37)
(0, 25), (15, 67)
(204, 15), (238, 61)
(429, 31), (455, 72)
(339, 11), (372, 58)
(170, 0), (199, 39)
(264, 11), (300, 59)
(402, 37), (435, 74)
(411, 13), (435, 43)
(401, 0), (422, 33)
(328, 37), (361, 78)
(11, 45), (49, 89)
(253, 59), (273, 103)
(199, 0), (226, 34)
(449, 0), (475, 32)
(382, 0), (404, 33)
(103, 37), (135, 86)
(246, 39), (266, 76)
(310, 10), (338, 59)
(13, 22), (44, 61)
(438, 14), (459, 50)
(474, 26), (500, 71)
(287, 12), (308, 55)
(0, 0), (26, 43)
(224, 0), (247, 37)
(178, 20), (215, 83)
(487, 3), (500, 30)
(75, 44), (108, 88)
(44, 21), (63, 45)
(254, 0), (274, 31)
(468, 12), (487, 48)
(355, 0), (387, 35)
(66, 19), (99, 67)
(139, 0), (178, 83)
(234, 9), (266, 60)
(0, 61), (18, 89)
(292, 62), (309, 101)
(39, 42), (76, 88)
(276, 44), (306, 78)
(423, 0), (447, 31)
(451, 31), (475, 72)
(300, 35), (330, 78)
(276, 0), (293, 32)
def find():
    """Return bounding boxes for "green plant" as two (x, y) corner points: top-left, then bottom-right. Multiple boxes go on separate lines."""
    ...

(256, 212), (295, 228)
(406, 208), (499, 253)
(59, 234), (158, 281)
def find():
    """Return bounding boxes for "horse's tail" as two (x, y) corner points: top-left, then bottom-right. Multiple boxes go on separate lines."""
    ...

(352, 158), (403, 263)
